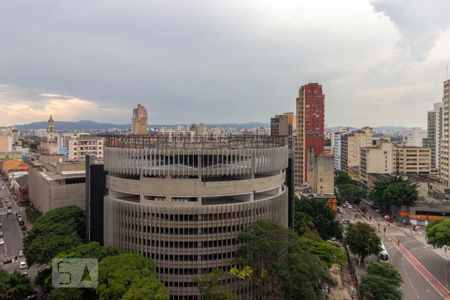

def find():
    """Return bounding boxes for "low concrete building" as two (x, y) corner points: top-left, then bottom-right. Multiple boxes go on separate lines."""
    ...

(28, 156), (86, 213)
(400, 200), (450, 226)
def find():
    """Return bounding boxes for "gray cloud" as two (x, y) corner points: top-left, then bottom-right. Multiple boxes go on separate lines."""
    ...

(0, 1), (448, 127)
(371, 0), (450, 60)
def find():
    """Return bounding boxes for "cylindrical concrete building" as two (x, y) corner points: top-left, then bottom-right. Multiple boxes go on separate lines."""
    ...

(103, 135), (289, 299)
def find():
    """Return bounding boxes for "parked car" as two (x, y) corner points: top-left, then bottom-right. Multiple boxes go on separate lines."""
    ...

(2, 258), (13, 265)
(384, 215), (391, 220)
(21, 226), (27, 232)
(0, 222), (2, 227)
(19, 261), (27, 270)
(338, 208), (344, 214)
(342, 219), (350, 224)
(375, 209), (381, 213)
(342, 204), (347, 208)
(0, 238), (4, 245)
(7, 209), (11, 215)
(20, 270), (28, 276)
(347, 204), (353, 209)
(18, 219), (24, 226)
(0, 231), (3, 238)
(19, 250), (24, 257)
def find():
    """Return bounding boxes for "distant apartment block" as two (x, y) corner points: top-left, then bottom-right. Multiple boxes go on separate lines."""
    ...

(131, 104), (148, 134)
(360, 141), (395, 186)
(438, 80), (450, 185)
(0, 133), (13, 153)
(423, 102), (443, 170)
(28, 155), (86, 213)
(360, 141), (431, 186)
(348, 127), (373, 168)
(405, 128), (426, 147)
(271, 112), (295, 149)
(394, 145), (431, 175)
(68, 135), (104, 161)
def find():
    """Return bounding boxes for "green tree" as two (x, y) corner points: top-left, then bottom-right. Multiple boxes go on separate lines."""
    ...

(25, 206), (42, 224)
(23, 205), (85, 265)
(338, 183), (366, 205)
(344, 222), (381, 263)
(0, 269), (34, 300)
(426, 218), (450, 248)
(293, 211), (316, 236)
(369, 177), (418, 212)
(122, 277), (170, 300)
(299, 236), (347, 269)
(360, 262), (402, 300)
(97, 253), (168, 300)
(238, 220), (335, 299)
(295, 197), (341, 240)
(335, 171), (354, 188)
(48, 242), (123, 299)
(194, 269), (237, 300)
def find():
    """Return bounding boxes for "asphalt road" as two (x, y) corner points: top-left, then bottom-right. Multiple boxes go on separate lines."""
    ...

(0, 180), (26, 273)
(339, 204), (448, 300)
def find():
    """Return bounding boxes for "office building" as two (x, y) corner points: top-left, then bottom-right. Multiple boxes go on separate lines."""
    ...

(102, 135), (289, 298)
(294, 83), (325, 192)
(132, 104), (148, 134)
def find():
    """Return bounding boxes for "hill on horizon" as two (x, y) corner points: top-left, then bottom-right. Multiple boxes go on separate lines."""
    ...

(11, 120), (269, 131)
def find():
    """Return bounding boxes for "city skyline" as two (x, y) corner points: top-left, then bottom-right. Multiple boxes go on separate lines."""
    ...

(1, 0), (450, 127)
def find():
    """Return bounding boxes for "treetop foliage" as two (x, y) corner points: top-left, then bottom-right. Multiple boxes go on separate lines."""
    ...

(295, 197), (341, 240)
(237, 220), (336, 300)
(360, 262), (402, 300)
(369, 177), (418, 211)
(0, 269), (34, 300)
(23, 205), (85, 265)
(344, 222), (381, 262)
(426, 218), (450, 248)
(97, 253), (169, 300)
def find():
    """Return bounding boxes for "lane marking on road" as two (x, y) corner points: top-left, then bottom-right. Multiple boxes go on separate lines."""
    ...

(402, 260), (421, 299)
(391, 236), (450, 300)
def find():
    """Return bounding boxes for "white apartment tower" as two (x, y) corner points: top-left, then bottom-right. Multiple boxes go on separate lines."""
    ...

(440, 80), (450, 185)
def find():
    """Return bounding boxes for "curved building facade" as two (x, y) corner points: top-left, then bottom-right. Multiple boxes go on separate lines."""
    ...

(103, 135), (289, 299)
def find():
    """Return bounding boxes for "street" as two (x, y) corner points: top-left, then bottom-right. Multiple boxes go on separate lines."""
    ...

(340, 204), (450, 300)
(0, 179), (26, 274)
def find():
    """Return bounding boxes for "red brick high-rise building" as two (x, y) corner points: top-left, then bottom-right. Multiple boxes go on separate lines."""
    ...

(294, 83), (325, 192)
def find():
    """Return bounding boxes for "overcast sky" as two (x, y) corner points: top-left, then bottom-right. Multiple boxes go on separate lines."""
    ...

(1, 0), (449, 127)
